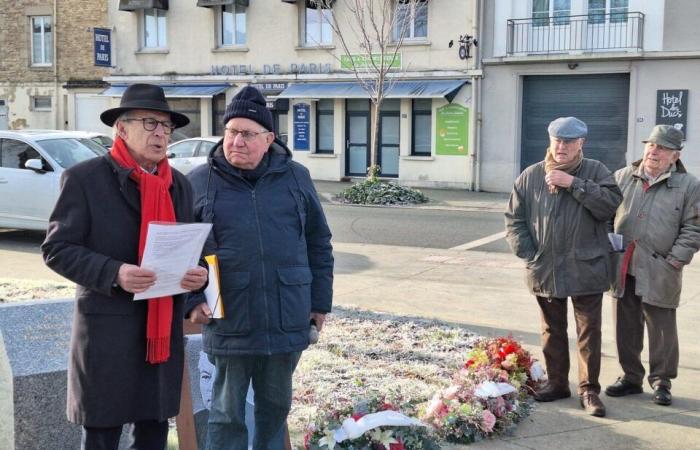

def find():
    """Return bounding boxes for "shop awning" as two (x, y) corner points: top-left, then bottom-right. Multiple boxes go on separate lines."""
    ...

(277, 79), (468, 102)
(197, 0), (249, 8)
(101, 84), (230, 98)
(118, 0), (169, 11)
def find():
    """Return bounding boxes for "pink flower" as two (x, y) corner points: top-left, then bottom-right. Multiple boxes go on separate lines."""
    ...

(425, 394), (447, 419)
(493, 396), (507, 417)
(481, 409), (497, 433)
(443, 385), (460, 400)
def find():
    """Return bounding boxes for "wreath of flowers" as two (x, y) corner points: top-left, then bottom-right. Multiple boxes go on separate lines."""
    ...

(303, 337), (544, 448)
(304, 391), (440, 450)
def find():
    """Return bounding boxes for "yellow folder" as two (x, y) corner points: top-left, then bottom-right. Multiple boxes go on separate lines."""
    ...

(203, 254), (224, 318)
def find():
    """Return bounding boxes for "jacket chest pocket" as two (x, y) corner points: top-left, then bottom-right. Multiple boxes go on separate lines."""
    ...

(212, 271), (251, 335)
(278, 266), (312, 331)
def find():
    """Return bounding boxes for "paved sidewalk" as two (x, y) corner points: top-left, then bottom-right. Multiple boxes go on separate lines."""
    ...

(316, 181), (700, 450)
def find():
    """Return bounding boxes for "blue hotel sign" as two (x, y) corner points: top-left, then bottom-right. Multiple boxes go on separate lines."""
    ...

(93, 28), (112, 67)
(293, 103), (310, 151)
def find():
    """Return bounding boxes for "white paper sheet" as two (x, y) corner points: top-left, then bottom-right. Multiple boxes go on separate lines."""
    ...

(133, 222), (212, 300)
(608, 232), (624, 252)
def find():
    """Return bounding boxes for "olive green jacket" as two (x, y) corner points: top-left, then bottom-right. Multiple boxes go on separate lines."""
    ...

(505, 158), (622, 298)
(610, 160), (700, 308)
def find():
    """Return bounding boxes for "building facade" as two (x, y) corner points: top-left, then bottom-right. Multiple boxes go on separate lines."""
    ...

(480, 0), (700, 192)
(0, 0), (111, 133)
(105, 0), (481, 188)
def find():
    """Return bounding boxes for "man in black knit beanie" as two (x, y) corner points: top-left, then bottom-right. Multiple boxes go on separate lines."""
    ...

(186, 85), (334, 450)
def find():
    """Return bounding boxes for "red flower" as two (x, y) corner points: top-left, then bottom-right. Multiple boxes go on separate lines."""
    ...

(465, 359), (475, 367)
(390, 438), (405, 450)
(351, 412), (365, 421)
(381, 402), (397, 411)
(304, 432), (311, 449)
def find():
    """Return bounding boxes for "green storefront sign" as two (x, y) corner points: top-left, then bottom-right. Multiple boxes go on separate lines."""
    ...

(340, 53), (402, 70)
(435, 104), (469, 156)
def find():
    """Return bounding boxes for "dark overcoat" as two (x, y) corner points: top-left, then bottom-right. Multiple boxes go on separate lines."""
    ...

(41, 154), (194, 427)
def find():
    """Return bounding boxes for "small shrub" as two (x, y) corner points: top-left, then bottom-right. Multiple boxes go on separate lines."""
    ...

(337, 180), (428, 205)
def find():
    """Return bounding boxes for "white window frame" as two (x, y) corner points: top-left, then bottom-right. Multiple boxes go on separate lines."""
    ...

(30, 16), (53, 66)
(532, 0), (571, 27)
(587, 0), (629, 24)
(393, 0), (428, 42)
(218, 3), (247, 47)
(31, 96), (52, 112)
(302, 2), (333, 47)
(142, 8), (167, 49)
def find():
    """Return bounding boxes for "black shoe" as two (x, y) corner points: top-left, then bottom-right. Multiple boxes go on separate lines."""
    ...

(580, 391), (606, 417)
(534, 383), (571, 402)
(605, 378), (643, 397)
(653, 386), (672, 406)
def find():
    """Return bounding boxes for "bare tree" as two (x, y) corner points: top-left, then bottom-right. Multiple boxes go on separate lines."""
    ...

(311, 0), (426, 181)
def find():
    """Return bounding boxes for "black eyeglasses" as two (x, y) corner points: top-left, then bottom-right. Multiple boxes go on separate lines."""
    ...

(123, 117), (176, 134)
(224, 127), (270, 142)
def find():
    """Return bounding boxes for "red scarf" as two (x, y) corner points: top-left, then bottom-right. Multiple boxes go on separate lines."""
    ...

(110, 137), (175, 364)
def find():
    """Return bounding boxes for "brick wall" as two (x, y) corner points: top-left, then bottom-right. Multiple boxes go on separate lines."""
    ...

(0, 0), (109, 84)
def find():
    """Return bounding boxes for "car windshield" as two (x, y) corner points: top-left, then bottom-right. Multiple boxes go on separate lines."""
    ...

(78, 138), (110, 155)
(37, 138), (102, 168)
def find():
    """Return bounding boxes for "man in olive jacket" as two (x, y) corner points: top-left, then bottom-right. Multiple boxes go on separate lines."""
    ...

(42, 84), (208, 450)
(605, 125), (700, 406)
(505, 117), (622, 417)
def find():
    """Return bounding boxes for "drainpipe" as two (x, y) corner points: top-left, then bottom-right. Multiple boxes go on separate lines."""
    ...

(469, 0), (484, 191)
(53, 0), (60, 129)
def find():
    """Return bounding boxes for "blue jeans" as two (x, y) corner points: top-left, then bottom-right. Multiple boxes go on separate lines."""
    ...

(206, 352), (301, 450)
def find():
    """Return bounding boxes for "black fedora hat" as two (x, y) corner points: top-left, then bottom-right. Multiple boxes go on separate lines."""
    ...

(100, 83), (190, 128)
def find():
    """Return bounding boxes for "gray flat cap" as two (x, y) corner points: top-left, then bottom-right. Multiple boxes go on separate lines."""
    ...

(642, 124), (684, 150)
(548, 117), (588, 139)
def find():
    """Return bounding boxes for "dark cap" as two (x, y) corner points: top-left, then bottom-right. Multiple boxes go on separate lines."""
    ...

(642, 125), (684, 150)
(100, 83), (189, 128)
(223, 86), (274, 132)
(547, 117), (588, 139)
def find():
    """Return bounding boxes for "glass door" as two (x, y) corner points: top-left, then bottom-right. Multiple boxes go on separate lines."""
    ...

(345, 99), (370, 177)
(378, 99), (400, 177)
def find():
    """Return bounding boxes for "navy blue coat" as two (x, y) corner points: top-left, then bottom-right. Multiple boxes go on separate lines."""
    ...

(186, 140), (333, 356)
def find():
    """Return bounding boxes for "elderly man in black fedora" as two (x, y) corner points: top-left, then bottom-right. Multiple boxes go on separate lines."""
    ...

(605, 125), (700, 406)
(42, 83), (208, 450)
(506, 117), (622, 417)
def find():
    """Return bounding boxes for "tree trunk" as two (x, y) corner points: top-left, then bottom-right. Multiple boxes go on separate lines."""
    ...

(368, 99), (382, 181)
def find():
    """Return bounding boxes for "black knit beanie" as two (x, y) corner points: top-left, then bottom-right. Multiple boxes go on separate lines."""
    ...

(223, 86), (274, 132)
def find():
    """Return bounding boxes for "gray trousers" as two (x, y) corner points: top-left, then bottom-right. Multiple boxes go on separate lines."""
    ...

(536, 294), (602, 395)
(613, 275), (679, 389)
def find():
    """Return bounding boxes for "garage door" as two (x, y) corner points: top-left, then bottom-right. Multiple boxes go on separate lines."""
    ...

(75, 94), (113, 133)
(520, 74), (629, 172)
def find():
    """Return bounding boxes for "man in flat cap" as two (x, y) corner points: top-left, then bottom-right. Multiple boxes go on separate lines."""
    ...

(605, 125), (700, 406)
(506, 117), (622, 417)
(186, 86), (333, 449)
(42, 83), (208, 450)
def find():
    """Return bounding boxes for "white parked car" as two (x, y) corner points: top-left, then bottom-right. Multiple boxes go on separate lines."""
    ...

(70, 131), (114, 153)
(167, 137), (220, 174)
(0, 130), (106, 231)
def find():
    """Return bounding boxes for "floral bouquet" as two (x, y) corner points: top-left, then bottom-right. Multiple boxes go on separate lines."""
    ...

(421, 337), (543, 444)
(304, 391), (440, 450)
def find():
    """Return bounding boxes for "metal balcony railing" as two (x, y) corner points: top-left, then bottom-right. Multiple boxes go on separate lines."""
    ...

(507, 11), (644, 55)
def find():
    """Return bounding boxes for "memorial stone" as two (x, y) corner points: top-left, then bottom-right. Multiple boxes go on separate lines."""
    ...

(0, 299), (80, 450)
(184, 334), (255, 450)
(0, 332), (15, 450)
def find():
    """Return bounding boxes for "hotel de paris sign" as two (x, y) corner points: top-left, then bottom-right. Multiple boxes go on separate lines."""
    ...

(211, 62), (332, 76)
